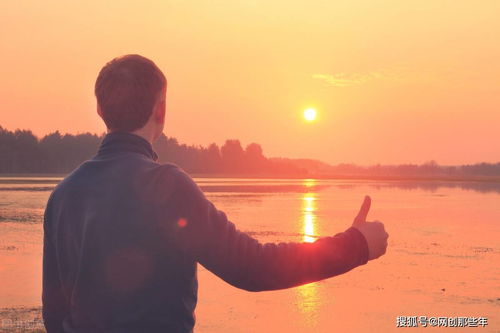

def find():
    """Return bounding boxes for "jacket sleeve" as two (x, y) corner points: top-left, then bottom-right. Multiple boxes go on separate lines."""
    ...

(42, 194), (69, 332)
(172, 168), (370, 292)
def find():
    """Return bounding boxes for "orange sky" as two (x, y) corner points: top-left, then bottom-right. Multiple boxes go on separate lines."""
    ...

(0, 1), (499, 165)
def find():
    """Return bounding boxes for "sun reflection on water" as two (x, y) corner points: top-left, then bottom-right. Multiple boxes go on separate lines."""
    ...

(295, 188), (321, 326)
(302, 193), (316, 243)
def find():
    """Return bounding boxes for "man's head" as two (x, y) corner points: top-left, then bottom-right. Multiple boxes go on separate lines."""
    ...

(95, 54), (167, 142)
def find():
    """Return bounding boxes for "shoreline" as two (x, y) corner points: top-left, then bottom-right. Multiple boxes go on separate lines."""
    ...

(1, 173), (500, 183)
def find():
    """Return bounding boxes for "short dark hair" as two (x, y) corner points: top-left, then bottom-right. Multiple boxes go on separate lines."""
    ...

(95, 54), (167, 132)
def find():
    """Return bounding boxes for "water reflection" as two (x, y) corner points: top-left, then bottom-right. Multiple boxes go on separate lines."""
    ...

(303, 178), (317, 188)
(2, 176), (500, 194)
(302, 193), (316, 243)
(296, 189), (321, 326)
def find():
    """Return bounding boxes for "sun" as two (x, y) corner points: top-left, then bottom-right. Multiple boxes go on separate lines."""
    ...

(303, 108), (317, 122)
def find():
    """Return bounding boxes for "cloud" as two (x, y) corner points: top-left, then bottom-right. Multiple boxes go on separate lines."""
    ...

(312, 73), (372, 87)
(312, 69), (399, 87)
(312, 64), (450, 88)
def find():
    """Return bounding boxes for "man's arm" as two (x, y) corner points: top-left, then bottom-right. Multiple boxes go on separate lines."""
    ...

(42, 195), (70, 332)
(171, 168), (370, 292)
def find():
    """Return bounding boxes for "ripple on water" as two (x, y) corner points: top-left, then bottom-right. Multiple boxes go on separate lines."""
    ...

(0, 186), (54, 192)
(0, 209), (43, 224)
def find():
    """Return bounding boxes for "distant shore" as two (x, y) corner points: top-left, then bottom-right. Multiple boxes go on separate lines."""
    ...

(1, 173), (500, 183)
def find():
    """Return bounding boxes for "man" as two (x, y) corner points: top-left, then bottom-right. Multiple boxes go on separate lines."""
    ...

(42, 54), (389, 332)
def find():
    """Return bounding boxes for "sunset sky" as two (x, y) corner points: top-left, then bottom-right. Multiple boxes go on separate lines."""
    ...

(1, 1), (499, 165)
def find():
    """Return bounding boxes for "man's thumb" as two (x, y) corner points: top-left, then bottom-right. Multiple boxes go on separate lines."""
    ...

(353, 195), (371, 226)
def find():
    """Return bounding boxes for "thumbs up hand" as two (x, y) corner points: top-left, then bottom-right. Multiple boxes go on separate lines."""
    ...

(351, 195), (388, 261)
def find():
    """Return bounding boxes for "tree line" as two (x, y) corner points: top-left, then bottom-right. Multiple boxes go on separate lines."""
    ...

(1, 126), (499, 179)
(0, 126), (308, 175)
(319, 160), (500, 179)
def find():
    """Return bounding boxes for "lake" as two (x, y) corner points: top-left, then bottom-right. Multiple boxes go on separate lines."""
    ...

(0, 177), (499, 332)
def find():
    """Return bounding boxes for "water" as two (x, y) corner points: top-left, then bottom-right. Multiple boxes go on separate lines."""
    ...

(0, 177), (499, 332)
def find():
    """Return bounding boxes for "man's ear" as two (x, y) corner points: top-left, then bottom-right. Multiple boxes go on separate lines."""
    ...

(154, 98), (166, 124)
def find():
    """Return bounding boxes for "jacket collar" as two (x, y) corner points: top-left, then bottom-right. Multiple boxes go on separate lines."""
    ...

(97, 132), (159, 162)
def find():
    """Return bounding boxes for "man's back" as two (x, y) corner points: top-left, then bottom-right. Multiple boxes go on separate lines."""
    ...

(43, 132), (370, 333)
(43, 132), (201, 332)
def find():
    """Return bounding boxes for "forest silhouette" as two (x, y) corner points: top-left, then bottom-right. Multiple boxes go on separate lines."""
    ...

(0, 126), (307, 175)
(1, 126), (499, 180)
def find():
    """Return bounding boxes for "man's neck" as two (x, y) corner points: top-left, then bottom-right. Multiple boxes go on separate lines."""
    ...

(131, 128), (155, 145)
(107, 128), (155, 145)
